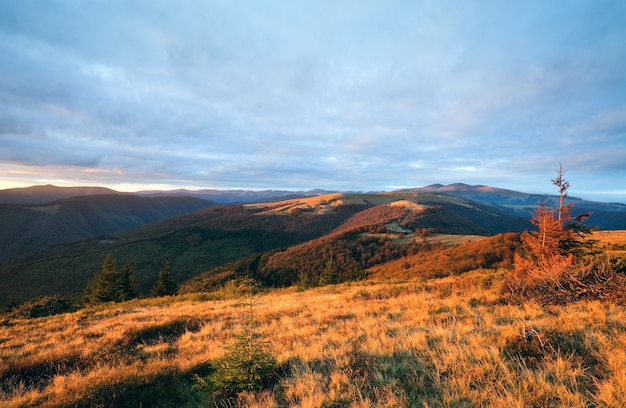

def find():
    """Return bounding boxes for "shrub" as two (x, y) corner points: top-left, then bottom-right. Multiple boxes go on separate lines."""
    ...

(504, 253), (626, 305)
(10, 295), (78, 318)
(198, 331), (277, 396)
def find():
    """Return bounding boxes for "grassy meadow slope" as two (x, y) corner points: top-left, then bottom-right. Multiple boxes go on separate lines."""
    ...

(2, 270), (626, 407)
(0, 195), (215, 264)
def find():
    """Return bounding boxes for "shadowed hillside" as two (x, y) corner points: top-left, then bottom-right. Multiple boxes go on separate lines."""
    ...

(0, 184), (123, 204)
(0, 200), (364, 306)
(0, 195), (215, 264)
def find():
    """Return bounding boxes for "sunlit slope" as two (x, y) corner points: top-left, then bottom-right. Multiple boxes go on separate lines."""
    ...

(181, 193), (529, 291)
(2, 272), (626, 407)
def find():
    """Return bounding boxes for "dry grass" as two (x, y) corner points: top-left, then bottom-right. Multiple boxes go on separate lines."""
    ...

(2, 270), (626, 407)
(593, 230), (626, 255)
(363, 232), (486, 246)
(243, 193), (433, 215)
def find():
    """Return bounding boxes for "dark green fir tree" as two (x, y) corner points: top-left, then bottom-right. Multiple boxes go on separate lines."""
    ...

(118, 260), (139, 301)
(151, 260), (178, 297)
(84, 254), (139, 303)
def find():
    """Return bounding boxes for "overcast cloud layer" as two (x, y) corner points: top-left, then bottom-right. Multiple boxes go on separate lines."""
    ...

(1, 1), (625, 202)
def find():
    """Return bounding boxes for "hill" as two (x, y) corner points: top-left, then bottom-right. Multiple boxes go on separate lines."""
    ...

(402, 183), (626, 229)
(1, 272), (625, 407)
(0, 184), (124, 204)
(180, 192), (529, 292)
(0, 195), (215, 265)
(136, 188), (335, 204)
(0, 192), (531, 306)
(0, 198), (364, 306)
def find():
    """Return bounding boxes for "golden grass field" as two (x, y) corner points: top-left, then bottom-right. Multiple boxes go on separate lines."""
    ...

(2, 266), (626, 407)
(593, 230), (626, 255)
(243, 193), (422, 215)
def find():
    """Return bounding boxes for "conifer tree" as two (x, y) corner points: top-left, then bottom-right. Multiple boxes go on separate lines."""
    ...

(118, 260), (139, 301)
(151, 260), (178, 297)
(505, 165), (625, 304)
(318, 255), (338, 285)
(84, 254), (118, 303)
(84, 254), (139, 303)
(513, 165), (593, 280)
(514, 204), (574, 279)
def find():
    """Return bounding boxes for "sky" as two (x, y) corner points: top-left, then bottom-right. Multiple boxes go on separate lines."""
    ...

(1, 1), (625, 203)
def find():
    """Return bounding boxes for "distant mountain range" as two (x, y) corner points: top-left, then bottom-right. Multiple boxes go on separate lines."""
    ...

(0, 184), (333, 205)
(403, 183), (626, 211)
(136, 187), (335, 204)
(1, 183), (625, 266)
(0, 185), (127, 204)
(397, 183), (626, 229)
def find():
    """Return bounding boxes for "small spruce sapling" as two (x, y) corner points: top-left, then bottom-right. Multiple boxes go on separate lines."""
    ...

(194, 278), (276, 398)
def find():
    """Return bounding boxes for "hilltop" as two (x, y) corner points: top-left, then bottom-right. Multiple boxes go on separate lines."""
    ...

(0, 184), (125, 205)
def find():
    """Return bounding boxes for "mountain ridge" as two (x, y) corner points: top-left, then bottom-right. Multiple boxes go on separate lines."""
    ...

(1, 184), (625, 306)
(3, 183), (625, 207)
(0, 194), (215, 265)
(0, 184), (126, 204)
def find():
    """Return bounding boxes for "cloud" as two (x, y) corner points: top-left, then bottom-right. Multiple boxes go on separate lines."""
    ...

(0, 1), (625, 201)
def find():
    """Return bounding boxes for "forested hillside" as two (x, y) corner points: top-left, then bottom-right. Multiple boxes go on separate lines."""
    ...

(0, 201), (364, 306)
(179, 196), (529, 293)
(0, 195), (215, 264)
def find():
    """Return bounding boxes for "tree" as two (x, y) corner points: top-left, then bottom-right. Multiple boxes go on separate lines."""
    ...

(514, 203), (574, 280)
(515, 165), (595, 276)
(551, 165), (595, 255)
(151, 260), (178, 297)
(194, 278), (276, 400)
(318, 255), (338, 285)
(84, 254), (139, 303)
(551, 163), (570, 222)
(502, 165), (619, 304)
(118, 260), (139, 301)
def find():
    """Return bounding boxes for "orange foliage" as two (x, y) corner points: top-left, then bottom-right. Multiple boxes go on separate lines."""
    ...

(370, 233), (520, 280)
